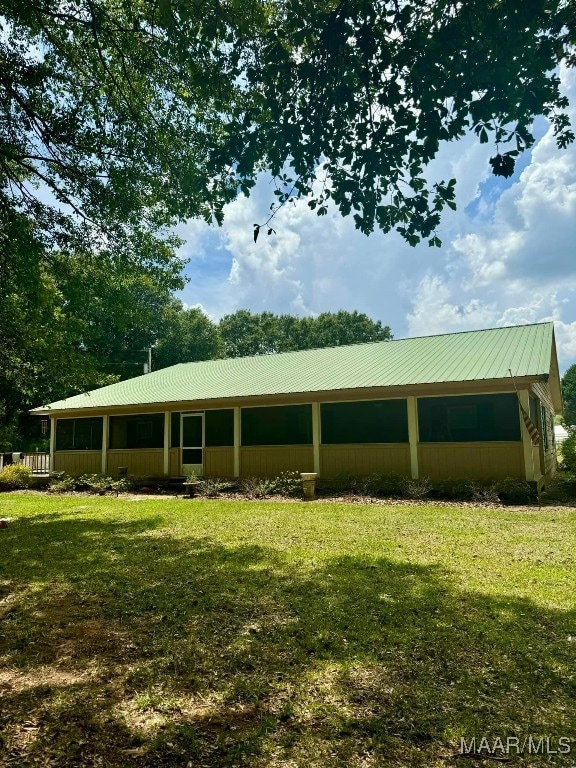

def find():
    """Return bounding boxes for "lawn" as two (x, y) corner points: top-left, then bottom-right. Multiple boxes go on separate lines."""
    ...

(0, 494), (575, 767)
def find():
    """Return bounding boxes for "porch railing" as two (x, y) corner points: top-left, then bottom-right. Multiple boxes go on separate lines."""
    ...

(0, 452), (50, 474)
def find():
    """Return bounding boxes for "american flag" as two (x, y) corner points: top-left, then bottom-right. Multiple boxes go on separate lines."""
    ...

(519, 403), (540, 446)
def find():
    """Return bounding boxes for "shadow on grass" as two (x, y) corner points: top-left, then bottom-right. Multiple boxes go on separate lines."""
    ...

(0, 512), (575, 767)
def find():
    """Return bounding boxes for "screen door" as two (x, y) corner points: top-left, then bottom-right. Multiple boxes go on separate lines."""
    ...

(181, 413), (203, 475)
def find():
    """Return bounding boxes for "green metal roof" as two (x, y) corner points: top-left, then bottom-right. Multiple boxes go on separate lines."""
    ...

(33, 322), (556, 413)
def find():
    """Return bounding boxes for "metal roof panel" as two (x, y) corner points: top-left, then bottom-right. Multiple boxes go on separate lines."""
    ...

(33, 322), (555, 412)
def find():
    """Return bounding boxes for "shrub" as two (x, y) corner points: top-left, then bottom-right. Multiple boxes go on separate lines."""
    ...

(431, 478), (476, 501)
(539, 472), (576, 504)
(0, 463), (32, 490)
(560, 427), (576, 472)
(494, 477), (536, 505)
(270, 470), (302, 497)
(400, 476), (432, 499)
(469, 482), (501, 505)
(49, 472), (77, 493)
(239, 476), (275, 499)
(196, 477), (234, 497)
(366, 473), (406, 497)
(77, 474), (127, 494)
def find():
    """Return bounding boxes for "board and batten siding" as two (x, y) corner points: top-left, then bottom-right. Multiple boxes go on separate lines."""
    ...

(204, 447), (234, 477)
(240, 446), (314, 477)
(320, 444), (410, 477)
(169, 448), (180, 476)
(107, 449), (164, 477)
(418, 442), (524, 480)
(53, 451), (102, 475)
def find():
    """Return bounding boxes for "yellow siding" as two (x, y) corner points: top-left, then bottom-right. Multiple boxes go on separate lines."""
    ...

(53, 451), (101, 475)
(204, 447), (234, 477)
(107, 449), (163, 477)
(320, 444), (410, 477)
(240, 446), (314, 477)
(418, 442), (524, 480)
(169, 448), (180, 476)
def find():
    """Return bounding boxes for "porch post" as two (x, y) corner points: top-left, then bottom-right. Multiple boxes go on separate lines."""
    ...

(312, 402), (321, 475)
(49, 416), (56, 474)
(518, 389), (536, 482)
(407, 396), (419, 479)
(233, 407), (240, 477)
(163, 411), (170, 476)
(101, 415), (108, 474)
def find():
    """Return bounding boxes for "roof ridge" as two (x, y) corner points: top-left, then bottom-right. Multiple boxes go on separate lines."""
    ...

(177, 321), (554, 367)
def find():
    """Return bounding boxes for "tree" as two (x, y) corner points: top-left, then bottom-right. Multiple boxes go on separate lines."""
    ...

(217, 309), (391, 358)
(301, 311), (392, 349)
(0, 200), (183, 449)
(154, 301), (223, 369)
(1, 1), (574, 247)
(218, 311), (283, 358)
(561, 364), (576, 427)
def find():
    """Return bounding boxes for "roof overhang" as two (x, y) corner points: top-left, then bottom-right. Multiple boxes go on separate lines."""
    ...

(32, 374), (548, 419)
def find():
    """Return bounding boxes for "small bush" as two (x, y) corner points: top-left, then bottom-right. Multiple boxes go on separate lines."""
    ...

(469, 482), (501, 505)
(494, 477), (536, 505)
(49, 472), (77, 493)
(196, 477), (234, 497)
(0, 463), (32, 490)
(366, 473), (405, 497)
(431, 478), (476, 501)
(539, 472), (576, 504)
(121, 476), (148, 492)
(270, 470), (302, 497)
(240, 476), (275, 499)
(76, 474), (127, 494)
(400, 476), (432, 499)
(560, 427), (576, 472)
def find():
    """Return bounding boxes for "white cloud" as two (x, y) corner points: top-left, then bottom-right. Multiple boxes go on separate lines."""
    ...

(451, 65), (576, 290)
(175, 65), (576, 373)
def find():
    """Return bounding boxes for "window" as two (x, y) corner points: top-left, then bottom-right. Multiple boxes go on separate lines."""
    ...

(541, 404), (549, 451)
(418, 394), (521, 442)
(109, 413), (164, 449)
(321, 400), (408, 443)
(205, 409), (234, 447)
(241, 405), (312, 446)
(55, 418), (103, 451)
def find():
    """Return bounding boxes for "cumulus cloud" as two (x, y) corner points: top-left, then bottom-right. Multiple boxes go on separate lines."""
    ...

(451, 65), (576, 289)
(175, 66), (576, 372)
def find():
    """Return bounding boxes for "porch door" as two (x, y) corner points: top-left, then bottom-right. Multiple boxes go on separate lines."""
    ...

(181, 413), (204, 476)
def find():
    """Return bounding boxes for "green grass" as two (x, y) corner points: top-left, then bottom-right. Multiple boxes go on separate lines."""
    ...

(1, 493), (575, 767)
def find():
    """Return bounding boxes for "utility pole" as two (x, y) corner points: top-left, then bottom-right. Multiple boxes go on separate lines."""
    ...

(143, 347), (152, 374)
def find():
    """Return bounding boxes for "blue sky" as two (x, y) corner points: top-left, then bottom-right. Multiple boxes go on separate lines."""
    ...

(175, 65), (576, 374)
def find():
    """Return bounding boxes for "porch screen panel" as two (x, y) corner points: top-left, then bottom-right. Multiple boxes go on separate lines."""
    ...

(321, 399), (408, 443)
(171, 413), (180, 447)
(55, 418), (103, 450)
(242, 405), (312, 446)
(109, 413), (165, 449)
(418, 394), (521, 442)
(205, 409), (234, 446)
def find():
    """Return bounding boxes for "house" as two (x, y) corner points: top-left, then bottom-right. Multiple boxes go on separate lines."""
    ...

(32, 322), (562, 488)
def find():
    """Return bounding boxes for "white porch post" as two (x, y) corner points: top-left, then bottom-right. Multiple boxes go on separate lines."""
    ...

(49, 416), (56, 474)
(518, 389), (536, 482)
(163, 411), (170, 476)
(312, 402), (321, 475)
(407, 396), (419, 479)
(101, 415), (108, 474)
(233, 407), (240, 477)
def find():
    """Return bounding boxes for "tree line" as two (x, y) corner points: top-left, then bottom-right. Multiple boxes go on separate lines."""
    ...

(0, 303), (391, 450)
